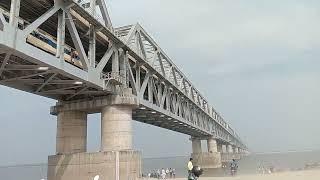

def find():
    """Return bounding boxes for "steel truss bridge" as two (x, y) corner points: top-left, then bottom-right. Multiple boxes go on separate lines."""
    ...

(0, 0), (247, 150)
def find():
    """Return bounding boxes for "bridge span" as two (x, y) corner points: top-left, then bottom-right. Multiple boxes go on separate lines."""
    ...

(0, 0), (248, 179)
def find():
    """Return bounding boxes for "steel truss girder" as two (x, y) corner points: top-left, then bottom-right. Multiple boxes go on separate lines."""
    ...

(123, 24), (245, 148)
(0, 0), (246, 149)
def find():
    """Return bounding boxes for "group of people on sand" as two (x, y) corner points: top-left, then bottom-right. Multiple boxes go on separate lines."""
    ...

(189, 158), (238, 179)
(258, 165), (274, 174)
(144, 158), (239, 180)
(146, 168), (176, 179)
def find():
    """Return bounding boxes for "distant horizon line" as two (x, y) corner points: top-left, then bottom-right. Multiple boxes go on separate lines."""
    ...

(251, 149), (320, 155)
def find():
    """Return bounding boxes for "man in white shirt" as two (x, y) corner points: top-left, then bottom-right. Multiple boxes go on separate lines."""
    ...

(188, 158), (193, 171)
(187, 158), (194, 179)
(161, 168), (166, 179)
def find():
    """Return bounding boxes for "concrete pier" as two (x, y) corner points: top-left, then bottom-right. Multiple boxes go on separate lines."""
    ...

(191, 137), (222, 169)
(235, 147), (239, 153)
(217, 143), (223, 153)
(228, 145), (233, 153)
(192, 137), (202, 153)
(56, 110), (87, 154)
(222, 145), (227, 153)
(101, 105), (133, 151)
(207, 138), (218, 153)
(48, 90), (142, 180)
(48, 151), (141, 180)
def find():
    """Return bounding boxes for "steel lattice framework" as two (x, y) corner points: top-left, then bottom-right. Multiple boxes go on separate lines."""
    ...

(0, 0), (247, 149)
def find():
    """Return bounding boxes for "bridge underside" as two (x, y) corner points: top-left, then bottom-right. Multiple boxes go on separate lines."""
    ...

(0, 0), (117, 100)
(0, 48), (108, 100)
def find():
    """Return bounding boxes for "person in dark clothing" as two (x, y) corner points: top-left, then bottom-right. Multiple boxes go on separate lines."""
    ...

(230, 159), (238, 176)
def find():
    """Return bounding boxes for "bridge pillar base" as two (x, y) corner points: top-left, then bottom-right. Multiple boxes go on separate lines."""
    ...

(101, 104), (133, 151)
(47, 151), (142, 180)
(191, 152), (222, 169)
(56, 110), (87, 154)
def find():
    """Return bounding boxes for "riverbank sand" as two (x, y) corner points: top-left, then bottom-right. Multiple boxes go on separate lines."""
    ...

(172, 169), (320, 180)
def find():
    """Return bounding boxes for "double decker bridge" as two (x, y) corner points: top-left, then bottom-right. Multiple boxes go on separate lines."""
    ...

(0, 0), (248, 179)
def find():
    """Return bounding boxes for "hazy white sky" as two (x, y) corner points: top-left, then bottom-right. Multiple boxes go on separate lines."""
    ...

(1, 0), (320, 165)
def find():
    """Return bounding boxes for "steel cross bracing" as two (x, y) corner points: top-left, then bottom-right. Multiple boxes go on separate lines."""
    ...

(0, 0), (246, 149)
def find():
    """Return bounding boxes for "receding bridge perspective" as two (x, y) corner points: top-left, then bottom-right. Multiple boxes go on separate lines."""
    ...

(0, 0), (248, 179)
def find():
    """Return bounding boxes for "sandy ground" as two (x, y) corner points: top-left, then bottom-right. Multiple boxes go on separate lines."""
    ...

(198, 170), (320, 180)
(162, 169), (320, 180)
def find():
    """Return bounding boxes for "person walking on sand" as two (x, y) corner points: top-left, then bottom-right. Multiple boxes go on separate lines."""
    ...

(166, 168), (169, 178)
(188, 158), (195, 179)
(157, 169), (161, 179)
(161, 168), (166, 179)
(172, 168), (176, 179)
(230, 159), (238, 176)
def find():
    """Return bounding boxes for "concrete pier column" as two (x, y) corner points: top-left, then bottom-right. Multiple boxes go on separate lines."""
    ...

(222, 145), (227, 153)
(227, 145), (233, 153)
(56, 111), (87, 154)
(191, 137), (202, 153)
(191, 137), (222, 169)
(101, 105), (133, 151)
(232, 146), (237, 153)
(49, 92), (141, 180)
(217, 143), (223, 153)
(207, 138), (218, 153)
(235, 147), (239, 153)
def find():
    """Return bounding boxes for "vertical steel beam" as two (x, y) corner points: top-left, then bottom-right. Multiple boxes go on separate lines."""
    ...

(148, 77), (153, 103)
(9, 0), (21, 27)
(151, 79), (160, 106)
(166, 90), (171, 111)
(156, 82), (162, 103)
(126, 57), (137, 95)
(119, 50), (127, 87)
(56, 10), (65, 62)
(160, 85), (168, 108)
(89, 25), (96, 68)
(135, 62), (141, 90)
(89, 0), (96, 68)
(112, 49), (119, 72)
